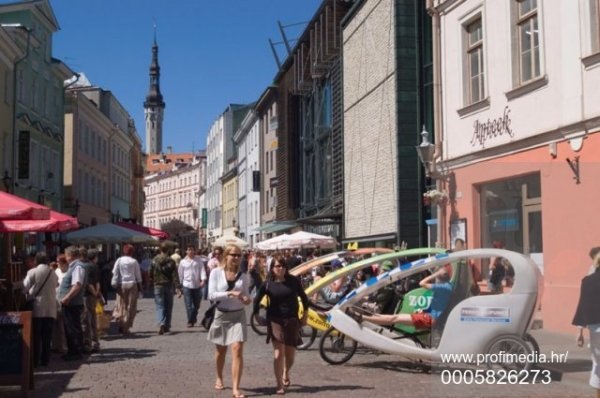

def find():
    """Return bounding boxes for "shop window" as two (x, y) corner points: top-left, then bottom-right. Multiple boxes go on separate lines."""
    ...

(479, 173), (542, 255)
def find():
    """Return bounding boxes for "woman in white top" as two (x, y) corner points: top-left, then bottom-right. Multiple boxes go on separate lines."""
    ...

(207, 244), (251, 398)
(111, 244), (142, 334)
(23, 252), (59, 367)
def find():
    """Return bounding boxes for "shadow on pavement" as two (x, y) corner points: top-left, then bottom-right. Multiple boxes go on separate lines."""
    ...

(353, 359), (432, 373)
(86, 347), (157, 364)
(245, 384), (374, 396)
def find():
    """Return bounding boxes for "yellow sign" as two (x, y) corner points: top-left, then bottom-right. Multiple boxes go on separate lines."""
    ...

(346, 242), (358, 250)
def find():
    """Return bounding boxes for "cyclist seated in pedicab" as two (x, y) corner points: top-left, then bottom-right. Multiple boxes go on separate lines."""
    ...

(350, 267), (453, 330)
(317, 259), (347, 304)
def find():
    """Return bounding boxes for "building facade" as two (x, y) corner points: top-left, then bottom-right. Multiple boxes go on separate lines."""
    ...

(0, 26), (22, 179)
(273, 0), (352, 241)
(342, 0), (430, 248)
(234, 108), (261, 247)
(144, 153), (205, 248)
(434, 0), (600, 333)
(63, 83), (113, 226)
(0, 0), (72, 211)
(205, 104), (250, 244)
(256, 87), (280, 237)
(221, 159), (238, 239)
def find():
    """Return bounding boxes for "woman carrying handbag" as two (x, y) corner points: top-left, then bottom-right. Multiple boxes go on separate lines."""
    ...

(207, 244), (251, 398)
(23, 252), (58, 367)
(252, 256), (309, 395)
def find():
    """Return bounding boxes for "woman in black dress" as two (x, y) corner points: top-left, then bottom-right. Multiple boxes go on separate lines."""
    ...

(253, 256), (309, 395)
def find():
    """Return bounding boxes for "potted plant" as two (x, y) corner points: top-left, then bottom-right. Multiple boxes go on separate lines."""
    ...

(423, 189), (448, 206)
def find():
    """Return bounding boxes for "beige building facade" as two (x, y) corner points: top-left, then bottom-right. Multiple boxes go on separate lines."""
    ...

(0, 27), (22, 179)
(342, 0), (398, 243)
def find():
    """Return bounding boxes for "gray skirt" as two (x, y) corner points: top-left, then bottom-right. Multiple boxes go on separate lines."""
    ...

(207, 309), (247, 346)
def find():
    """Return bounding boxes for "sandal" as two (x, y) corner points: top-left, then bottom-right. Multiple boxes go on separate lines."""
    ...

(214, 382), (225, 390)
(276, 386), (286, 395)
(232, 392), (246, 398)
(282, 377), (291, 387)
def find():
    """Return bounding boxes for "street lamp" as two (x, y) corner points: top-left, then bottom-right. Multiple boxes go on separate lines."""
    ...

(416, 125), (436, 178)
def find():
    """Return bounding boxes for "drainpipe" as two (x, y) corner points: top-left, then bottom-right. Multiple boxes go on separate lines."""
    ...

(62, 74), (80, 213)
(426, 0), (446, 247)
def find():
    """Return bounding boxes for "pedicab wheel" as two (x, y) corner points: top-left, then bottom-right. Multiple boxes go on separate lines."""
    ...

(524, 333), (540, 354)
(319, 326), (358, 365)
(484, 334), (534, 372)
(250, 306), (268, 336)
(297, 325), (318, 350)
(523, 332), (540, 368)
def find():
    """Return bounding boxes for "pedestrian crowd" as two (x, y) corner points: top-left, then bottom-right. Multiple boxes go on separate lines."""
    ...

(17, 240), (600, 397)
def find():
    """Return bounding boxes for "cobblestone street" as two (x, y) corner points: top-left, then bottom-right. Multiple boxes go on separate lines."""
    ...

(1, 296), (593, 398)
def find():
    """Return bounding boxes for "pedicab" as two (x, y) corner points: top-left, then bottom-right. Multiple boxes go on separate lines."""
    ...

(327, 249), (542, 370)
(250, 248), (393, 349)
(303, 248), (446, 364)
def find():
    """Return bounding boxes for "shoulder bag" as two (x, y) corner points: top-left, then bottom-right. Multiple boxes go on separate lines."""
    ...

(24, 268), (53, 311)
(200, 271), (242, 330)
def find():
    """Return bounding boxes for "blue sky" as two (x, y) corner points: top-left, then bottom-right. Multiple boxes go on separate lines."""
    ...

(51, 0), (322, 153)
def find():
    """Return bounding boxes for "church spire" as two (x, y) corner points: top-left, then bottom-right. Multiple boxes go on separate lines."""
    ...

(144, 26), (165, 154)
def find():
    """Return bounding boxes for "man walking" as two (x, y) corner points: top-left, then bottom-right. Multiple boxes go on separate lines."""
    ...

(178, 246), (207, 327)
(57, 246), (86, 361)
(150, 243), (181, 334)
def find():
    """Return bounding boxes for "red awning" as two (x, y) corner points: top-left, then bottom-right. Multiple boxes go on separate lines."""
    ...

(0, 210), (79, 233)
(0, 191), (50, 220)
(116, 221), (169, 240)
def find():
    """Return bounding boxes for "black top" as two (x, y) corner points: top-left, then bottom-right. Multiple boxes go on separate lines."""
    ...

(253, 275), (309, 319)
(572, 269), (600, 327)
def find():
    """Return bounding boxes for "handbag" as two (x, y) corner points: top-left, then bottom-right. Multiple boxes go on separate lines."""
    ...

(111, 259), (122, 289)
(24, 268), (53, 311)
(201, 272), (242, 330)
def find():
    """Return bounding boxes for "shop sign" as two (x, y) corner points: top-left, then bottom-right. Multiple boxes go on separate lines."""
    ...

(470, 106), (513, 147)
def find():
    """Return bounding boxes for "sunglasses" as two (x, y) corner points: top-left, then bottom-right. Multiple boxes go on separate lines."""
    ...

(229, 253), (242, 258)
(273, 264), (284, 269)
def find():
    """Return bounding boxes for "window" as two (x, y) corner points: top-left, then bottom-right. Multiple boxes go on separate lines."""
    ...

(465, 18), (485, 104)
(590, 0), (600, 54)
(515, 0), (540, 84)
(4, 71), (10, 104)
(265, 152), (269, 171)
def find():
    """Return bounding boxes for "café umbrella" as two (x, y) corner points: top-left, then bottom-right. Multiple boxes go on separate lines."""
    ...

(255, 234), (290, 251)
(0, 210), (78, 233)
(66, 223), (157, 245)
(213, 235), (249, 249)
(0, 191), (50, 220)
(116, 221), (169, 240)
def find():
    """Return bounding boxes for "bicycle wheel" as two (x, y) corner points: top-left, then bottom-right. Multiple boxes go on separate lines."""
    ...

(319, 326), (357, 365)
(297, 325), (318, 350)
(250, 306), (268, 336)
